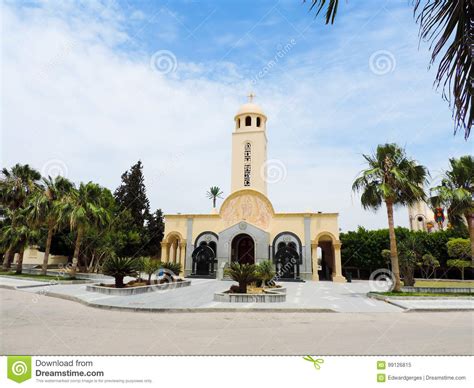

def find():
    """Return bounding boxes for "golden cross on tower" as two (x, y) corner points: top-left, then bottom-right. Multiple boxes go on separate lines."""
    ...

(247, 92), (256, 103)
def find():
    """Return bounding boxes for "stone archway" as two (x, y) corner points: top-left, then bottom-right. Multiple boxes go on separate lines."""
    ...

(231, 234), (255, 265)
(311, 232), (346, 283)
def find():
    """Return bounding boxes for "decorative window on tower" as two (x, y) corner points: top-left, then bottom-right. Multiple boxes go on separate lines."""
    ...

(243, 142), (251, 186)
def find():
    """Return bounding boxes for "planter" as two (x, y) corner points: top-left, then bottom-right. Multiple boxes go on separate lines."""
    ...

(86, 279), (191, 295)
(214, 288), (286, 303)
(402, 286), (473, 294)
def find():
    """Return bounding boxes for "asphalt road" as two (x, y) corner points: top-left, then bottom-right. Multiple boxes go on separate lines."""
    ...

(1, 289), (472, 355)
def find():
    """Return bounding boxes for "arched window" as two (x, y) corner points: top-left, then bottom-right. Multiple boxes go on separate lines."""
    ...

(288, 242), (297, 250)
(256, 117), (261, 127)
(237, 118), (240, 128)
(245, 116), (251, 126)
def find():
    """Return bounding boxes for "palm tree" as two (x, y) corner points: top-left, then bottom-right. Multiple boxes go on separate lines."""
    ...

(430, 155), (474, 261)
(352, 144), (428, 291)
(206, 186), (223, 208)
(0, 164), (41, 270)
(1, 211), (38, 274)
(65, 182), (112, 277)
(26, 176), (74, 275)
(307, 0), (472, 138)
(224, 262), (257, 293)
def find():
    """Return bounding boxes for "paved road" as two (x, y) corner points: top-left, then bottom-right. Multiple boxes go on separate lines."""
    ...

(1, 289), (472, 355)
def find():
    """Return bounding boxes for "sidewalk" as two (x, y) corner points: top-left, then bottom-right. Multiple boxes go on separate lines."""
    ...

(1, 277), (472, 313)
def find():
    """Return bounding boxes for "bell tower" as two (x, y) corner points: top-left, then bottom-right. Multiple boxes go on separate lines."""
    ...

(231, 94), (268, 195)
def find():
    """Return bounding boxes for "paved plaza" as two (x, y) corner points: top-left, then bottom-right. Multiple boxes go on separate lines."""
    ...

(0, 277), (473, 312)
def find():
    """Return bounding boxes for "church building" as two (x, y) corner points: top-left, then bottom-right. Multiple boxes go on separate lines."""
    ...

(161, 97), (346, 282)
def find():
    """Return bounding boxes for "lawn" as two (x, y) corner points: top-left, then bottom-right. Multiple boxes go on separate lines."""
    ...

(414, 280), (474, 288)
(378, 291), (473, 298)
(0, 271), (73, 281)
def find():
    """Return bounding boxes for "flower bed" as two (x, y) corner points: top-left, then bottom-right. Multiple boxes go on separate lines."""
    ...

(86, 279), (191, 295)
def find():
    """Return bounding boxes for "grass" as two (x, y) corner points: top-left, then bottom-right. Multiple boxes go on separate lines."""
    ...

(377, 291), (473, 298)
(413, 280), (474, 288)
(0, 271), (73, 281)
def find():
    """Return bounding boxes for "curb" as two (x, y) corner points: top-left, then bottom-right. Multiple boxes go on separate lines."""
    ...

(367, 292), (474, 312)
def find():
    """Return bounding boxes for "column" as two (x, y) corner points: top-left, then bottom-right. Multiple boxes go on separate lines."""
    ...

(311, 241), (319, 281)
(160, 242), (169, 262)
(169, 243), (175, 264)
(332, 241), (346, 283)
(176, 243), (181, 264)
(179, 242), (186, 276)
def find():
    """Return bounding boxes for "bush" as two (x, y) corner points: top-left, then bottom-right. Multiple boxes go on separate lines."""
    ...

(102, 257), (140, 288)
(224, 262), (257, 293)
(161, 262), (182, 276)
(255, 260), (275, 287)
(446, 238), (471, 260)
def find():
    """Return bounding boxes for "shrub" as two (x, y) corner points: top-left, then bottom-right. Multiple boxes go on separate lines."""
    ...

(141, 257), (162, 285)
(102, 257), (140, 288)
(224, 262), (257, 293)
(446, 238), (471, 260)
(161, 262), (182, 276)
(256, 260), (275, 287)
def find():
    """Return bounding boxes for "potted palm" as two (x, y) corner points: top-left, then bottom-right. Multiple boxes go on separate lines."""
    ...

(256, 260), (276, 288)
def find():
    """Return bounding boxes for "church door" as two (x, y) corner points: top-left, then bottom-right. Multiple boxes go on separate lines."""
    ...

(231, 234), (255, 265)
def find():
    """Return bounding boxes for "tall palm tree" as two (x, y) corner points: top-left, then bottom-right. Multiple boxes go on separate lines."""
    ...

(65, 182), (111, 277)
(206, 186), (223, 208)
(0, 164), (41, 270)
(352, 144), (428, 291)
(26, 176), (74, 275)
(430, 155), (474, 261)
(307, 0), (472, 138)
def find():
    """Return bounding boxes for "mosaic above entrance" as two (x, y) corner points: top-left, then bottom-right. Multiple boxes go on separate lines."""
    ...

(221, 191), (273, 229)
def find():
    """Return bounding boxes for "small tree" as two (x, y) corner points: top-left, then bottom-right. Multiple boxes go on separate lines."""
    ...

(102, 257), (140, 288)
(141, 257), (161, 285)
(446, 259), (472, 280)
(256, 260), (275, 287)
(224, 262), (257, 293)
(417, 253), (440, 279)
(206, 186), (223, 209)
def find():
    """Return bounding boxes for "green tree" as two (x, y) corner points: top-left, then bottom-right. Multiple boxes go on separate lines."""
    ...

(143, 209), (164, 257)
(141, 257), (161, 285)
(224, 262), (257, 294)
(65, 182), (112, 277)
(206, 186), (223, 209)
(1, 211), (38, 274)
(0, 164), (41, 270)
(352, 144), (428, 291)
(26, 176), (74, 275)
(307, 0), (473, 138)
(430, 156), (474, 262)
(256, 260), (276, 287)
(102, 256), (140, 288)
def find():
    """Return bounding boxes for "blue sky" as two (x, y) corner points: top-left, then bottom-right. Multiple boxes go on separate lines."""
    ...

(2, 0), (472, 231)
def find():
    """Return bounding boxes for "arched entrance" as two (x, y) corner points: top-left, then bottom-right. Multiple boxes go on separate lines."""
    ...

(275, 241), (300, 279)
(191, 242), (216, 276)
(231, 234), (255, 265)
